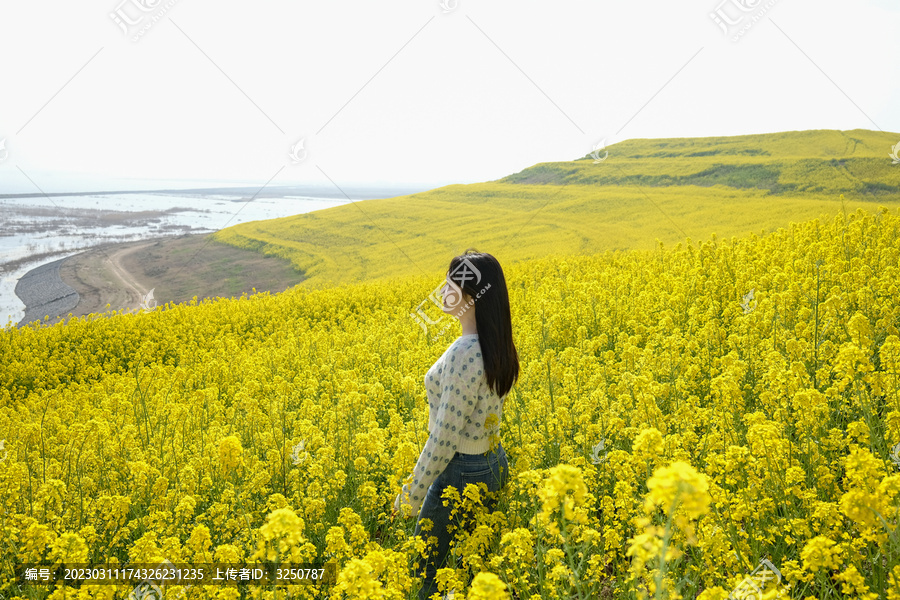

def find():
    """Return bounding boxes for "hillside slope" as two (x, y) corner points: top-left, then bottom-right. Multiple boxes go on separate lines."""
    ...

(502, 129), (900, 195)
(211, 129), (900, 289)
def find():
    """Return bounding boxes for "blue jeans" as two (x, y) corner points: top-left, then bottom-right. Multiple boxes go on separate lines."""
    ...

(413, 443), (509, 600)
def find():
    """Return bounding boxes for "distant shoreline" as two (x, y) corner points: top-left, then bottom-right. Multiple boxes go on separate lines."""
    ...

(0, 184), (431, 201)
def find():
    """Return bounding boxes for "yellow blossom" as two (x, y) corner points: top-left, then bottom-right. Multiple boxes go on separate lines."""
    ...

(467, 572), (510, 599)
(218, 435), (243, 474)
(801, 536), (840, 572)
(644, 461), (710, 519)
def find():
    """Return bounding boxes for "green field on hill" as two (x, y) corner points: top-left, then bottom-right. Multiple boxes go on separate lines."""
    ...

(211, 129), (900, 289)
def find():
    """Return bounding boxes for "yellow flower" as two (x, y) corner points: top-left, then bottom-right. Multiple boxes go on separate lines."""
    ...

(18, 522), (55, 563)
(626, 531), (665, 577)
(843, 447), (885, 490)
(696, 587), (729, 600)
(253, 507), (314, 563)
(334, 558), (385, 599)
(644, 461), (710, 519)
(218, 435), (243, 473)
(48, 532), (89, 564)
(484, 413), (501, 452)
(834, 564), (869, 596)
(467, 572), (510, 600)
(634, 427), (665, 461)
(434, 567), (464, 598)
(888, 565), (900, 600)
(213, 543), (241, 562)
(801, 536), (840, 572)
(500, 528), (534, 567)
(185, 524), (212, 561)
(534, 464), (590, 538)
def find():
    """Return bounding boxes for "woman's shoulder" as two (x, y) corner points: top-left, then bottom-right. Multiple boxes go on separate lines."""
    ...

(447, 336), (482, 363)
(451, 335), (480, 350)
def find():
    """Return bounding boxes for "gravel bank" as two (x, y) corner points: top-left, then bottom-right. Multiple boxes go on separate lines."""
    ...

(15, 257), (80, 328)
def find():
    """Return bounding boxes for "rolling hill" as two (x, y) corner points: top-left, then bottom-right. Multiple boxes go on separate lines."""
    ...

(210, 129), (900, 289)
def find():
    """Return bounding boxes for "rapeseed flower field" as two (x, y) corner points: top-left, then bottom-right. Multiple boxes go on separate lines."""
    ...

(2, 205), (900, 599)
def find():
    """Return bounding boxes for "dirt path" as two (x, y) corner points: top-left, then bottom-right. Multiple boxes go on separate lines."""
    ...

(103, 240), (157, 311)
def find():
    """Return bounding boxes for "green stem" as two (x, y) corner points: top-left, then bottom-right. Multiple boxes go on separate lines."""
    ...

(654, 510), (676, 600)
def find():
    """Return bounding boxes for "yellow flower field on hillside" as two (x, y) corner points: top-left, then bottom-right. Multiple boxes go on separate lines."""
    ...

(208, 129), (900, 290)
(2, 206), (900, 599)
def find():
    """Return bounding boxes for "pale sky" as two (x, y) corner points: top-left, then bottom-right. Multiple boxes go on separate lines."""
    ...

(1, 0), (898, 194)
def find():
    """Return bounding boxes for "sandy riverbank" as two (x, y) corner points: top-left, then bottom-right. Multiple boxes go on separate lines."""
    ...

(16, 233), (307, 327)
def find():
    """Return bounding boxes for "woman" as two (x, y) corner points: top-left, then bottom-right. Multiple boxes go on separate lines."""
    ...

(393, 249), (519, 600)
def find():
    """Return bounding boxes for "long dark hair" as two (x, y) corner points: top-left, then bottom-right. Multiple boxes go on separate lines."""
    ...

(446, 249), (519, 399)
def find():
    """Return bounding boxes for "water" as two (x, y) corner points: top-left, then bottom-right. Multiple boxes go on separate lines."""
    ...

(0, 188), (413, 328)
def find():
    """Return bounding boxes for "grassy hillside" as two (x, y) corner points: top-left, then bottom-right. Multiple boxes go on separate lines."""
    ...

(504, 129), (900, 195)
(211, 129), (900, 289)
